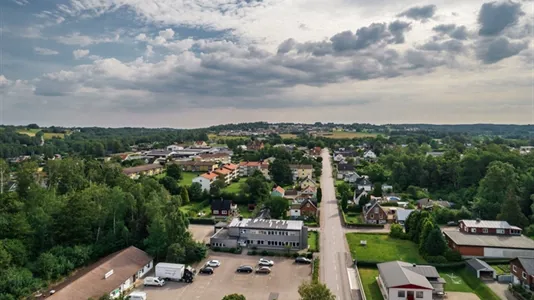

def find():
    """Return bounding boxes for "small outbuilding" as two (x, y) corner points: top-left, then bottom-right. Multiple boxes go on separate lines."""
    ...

(466, 258), (496, 280)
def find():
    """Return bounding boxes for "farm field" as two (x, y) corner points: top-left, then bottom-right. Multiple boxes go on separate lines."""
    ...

(316, 131), (378, 139)
(346, 233), (426, 263)
(17, 129), (66, 139)
(280, 133), (298, 139)
(208, 133), (249, 140)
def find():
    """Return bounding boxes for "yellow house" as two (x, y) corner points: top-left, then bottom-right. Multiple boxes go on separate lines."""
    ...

(300, 177), (318, 189)
(122, 164), (164, 179)
(174, 161), (218, 172)
(289, 164), (313, 181)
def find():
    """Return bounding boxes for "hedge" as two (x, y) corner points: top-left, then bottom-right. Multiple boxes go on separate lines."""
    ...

(247, 250), (314, 259)
(211, 247), (243, 254)
(312, 258), (320, 283)
(356, 260), (466, 269)
(188, 218), (216, 225)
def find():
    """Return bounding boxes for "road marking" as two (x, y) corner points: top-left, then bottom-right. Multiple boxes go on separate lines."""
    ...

(337, 284), (340, 291)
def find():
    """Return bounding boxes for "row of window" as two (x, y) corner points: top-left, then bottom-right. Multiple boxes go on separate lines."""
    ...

(397, 290), (424, 298)
(246, 240), (299, 247)
(468, 228), (507, 234)
(212, 243), (226, 247)
(213, 210), (228, 215)
(245, 229), (298, 236)
(512, 265), (529, 279)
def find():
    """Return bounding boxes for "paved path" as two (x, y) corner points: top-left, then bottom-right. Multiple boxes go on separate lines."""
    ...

(319, 149), (360, 300)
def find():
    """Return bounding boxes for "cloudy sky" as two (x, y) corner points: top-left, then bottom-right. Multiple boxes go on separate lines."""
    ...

(0, 0), (532, 128)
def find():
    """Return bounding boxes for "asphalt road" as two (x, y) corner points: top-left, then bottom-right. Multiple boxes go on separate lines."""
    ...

(319, 149), (360, 300)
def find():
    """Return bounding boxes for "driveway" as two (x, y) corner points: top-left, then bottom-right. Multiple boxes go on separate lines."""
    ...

(486, 281), (516, 300)
(445, 292), (480, 300)
(189, 224), (214, 244)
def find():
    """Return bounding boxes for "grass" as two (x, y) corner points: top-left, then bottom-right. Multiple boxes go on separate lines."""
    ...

(179, 172), (201, 186)
(359, 268), (383, 300)
(307, 231), (319, 252)
(237, 205), (253, 218)
(335, 179), (345, 186)
(439, 271), (473, 293)
(17, 128), (66, 139)
(315, 131), (378, 139)
(208, 133), (250, 140)
(457, 269), (501, 300)
(346, 233), (426, 263)
(491, 264), (510, 275)
(312, 258), (320, 283)
(345, 212), (362, 224)
(280, 133), (298, 139)
(180, 201), (211, 218)
(222, 178), (246, 194)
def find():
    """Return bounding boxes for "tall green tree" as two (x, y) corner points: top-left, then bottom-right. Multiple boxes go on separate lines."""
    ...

(298, 281), (336, 300)
(316, 187), (322, 203)
(474, 161), (518, 219)
(180, 186), (190, 205)
(371, 183), (383, 197)
(188, 182), (204, 202)
(0, 159), (9, 195)
(166, 164), (183, 180)
(144, 214), (168, 261)
(264, 196), (289, 219)
(423, 228), (447, 256)
(269, 159), (293, 186)
(497, 188), (529, 228)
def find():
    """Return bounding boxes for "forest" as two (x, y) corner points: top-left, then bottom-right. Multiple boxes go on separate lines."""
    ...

(0, 158), (205, 299)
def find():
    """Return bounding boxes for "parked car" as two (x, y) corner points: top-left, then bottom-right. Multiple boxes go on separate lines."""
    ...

(236, 265), (254, 273)
(199, 266), (214, 274)
(143, 276), (165, 287)
(447, 221), (457, 226)
(206, 260), (221, 267)
(295, 257), (312, 264)
(255, 266), (271, 274)
(258, 258), (274, 266)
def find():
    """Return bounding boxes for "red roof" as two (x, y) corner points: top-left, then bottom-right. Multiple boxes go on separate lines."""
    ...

(201, 172), (219, 180)
(273, 186), (285, 194)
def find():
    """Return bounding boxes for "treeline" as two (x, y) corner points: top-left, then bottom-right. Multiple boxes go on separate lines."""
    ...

(0, 158), (205, 299)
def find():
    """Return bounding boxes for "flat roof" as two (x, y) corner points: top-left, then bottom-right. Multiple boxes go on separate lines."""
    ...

(228, 218), (303, 231)
(460, 220), (521, 230)
(211, 228), (231, 239)
(444, 230), (534, 249)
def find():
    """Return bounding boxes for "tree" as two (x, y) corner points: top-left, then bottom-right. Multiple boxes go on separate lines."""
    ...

(419, 218), (435, 252)
(166, 243), (186, 263)
(497, 188), (529, 228)
(264, 196), (289, 219)
(298, 281), (336, 300)
(243, 176), (270, 204)
(144, 215), (168, 261)
(210, 179), (226, 197)
(0, 159), (9, 194)
(222, 294), (246, 300)
(340, 196), (348, 212)
(474, 161), (518, 219)
(423, 228), (447, 256)
(269, 159), (293, 186)
(180, 186), (190, 205)
(188, 182), (204, 202)
(166, 164), (183, 180)
(316, 187), (322, 203)
(159, 176), (181, 195)
(389, 223), (404, 239)
(371, 183), (383, 197)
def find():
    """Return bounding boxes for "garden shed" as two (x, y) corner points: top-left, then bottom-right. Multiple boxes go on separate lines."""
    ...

(466, 258), (496, 280)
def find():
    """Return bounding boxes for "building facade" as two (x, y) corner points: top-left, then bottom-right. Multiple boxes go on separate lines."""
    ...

(510, 258), (534, 291)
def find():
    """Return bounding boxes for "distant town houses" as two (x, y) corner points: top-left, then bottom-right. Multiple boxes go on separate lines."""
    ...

(426, 151), (446, 158)
(416, 198), (453, 210)
(239, 161), (270, 179)
(289, 164), (313, 181)
(194, 153), (231, 164)
(174, 161), (218, 172)
(519, 146), (534, 155)
(122, 164), (164, 180)
(247, 140), (265, 151)
(363, 150), (377, 161)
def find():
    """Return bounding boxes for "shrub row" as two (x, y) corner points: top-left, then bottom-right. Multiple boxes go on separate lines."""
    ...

(188, 218), (216, 225)
(312, 258), (320, 283)
(247, 250), (314, 259)
(211, 247), (242, 254)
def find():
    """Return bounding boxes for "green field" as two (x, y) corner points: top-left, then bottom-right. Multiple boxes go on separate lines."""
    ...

(280, 133), (298, 139)
(180, 172), (201, 186)
(223, 178), (246, 194)
(359, 268), (383, 300)
(439, 271), (473, 293)
(180, 201), (211, 218)
(346, 233), (426, 263)
(208, 134), (250, 140)
(307, 231), (319, 252)
(317, 131), (378, 139)
(17, 128), (66, 139)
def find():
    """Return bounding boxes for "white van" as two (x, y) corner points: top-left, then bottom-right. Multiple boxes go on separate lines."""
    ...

(143, 276), (166, 287)
(127, 291), (147, 300)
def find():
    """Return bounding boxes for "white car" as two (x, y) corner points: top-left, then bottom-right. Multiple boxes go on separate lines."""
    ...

(206, 260), (221, 267)
(258, 258), (274, 266)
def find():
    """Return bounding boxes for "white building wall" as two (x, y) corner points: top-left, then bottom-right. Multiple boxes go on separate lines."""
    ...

(192, 176), (211, 192)
(290, 209), (301, 217)
(388, 287), (432, 300)
(483, 247), (534, 259)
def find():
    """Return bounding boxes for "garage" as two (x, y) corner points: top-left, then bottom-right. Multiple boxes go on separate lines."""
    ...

(466, 258), (496, 280)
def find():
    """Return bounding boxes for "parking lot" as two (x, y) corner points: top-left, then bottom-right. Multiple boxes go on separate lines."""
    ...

(138, 252), (312, 300)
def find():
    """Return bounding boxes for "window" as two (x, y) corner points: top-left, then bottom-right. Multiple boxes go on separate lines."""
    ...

(471, 228), (476, 233)
(482, 228), (488, 233)
(213, 210), (219, 215)
(374, 207), (379, 213)
(513, 265), (517, 272)
(397, 290), (405, 297)
(416, 291), (424, 298)
(379, 214), (384, 219)
(222, 210), (227, 215)
(370, 214), (374, 219)
(496, 229), (505, 234)
(522, 272), (527, 279)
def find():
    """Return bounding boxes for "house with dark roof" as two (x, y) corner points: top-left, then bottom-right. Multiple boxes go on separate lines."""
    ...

(510, 257), (534, 291)
(48, 246), (153, 300)
(377, 261), (446, 300)
(356, 177), (373, 192)
(211, 199), (236, 217)
(417, 198), (452, 210)
(363, 201), (389, 224)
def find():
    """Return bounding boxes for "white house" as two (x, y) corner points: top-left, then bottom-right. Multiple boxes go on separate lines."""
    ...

(377, 261), (445, 300)
(520, 146), (534, 155)
(357, 178), (373, 192)
(166, 144), (184, 151)
(363, 150), (377, 160)
(334, 154), (345, 162)
(192, 175), (212, 192)
(344, 172), (360, 183)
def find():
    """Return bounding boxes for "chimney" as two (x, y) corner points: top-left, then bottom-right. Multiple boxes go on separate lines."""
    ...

(476, 218), (481, 223)
(238, 216), (243, 221)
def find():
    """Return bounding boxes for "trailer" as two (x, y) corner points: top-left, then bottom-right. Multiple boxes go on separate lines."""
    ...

(154, 262), (195, 283)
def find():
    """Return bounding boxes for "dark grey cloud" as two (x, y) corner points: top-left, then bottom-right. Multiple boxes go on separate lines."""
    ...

(277, 38), (296, 54)
(420, 40), (466, 53)
(432, 24), (469, 40)
(388, 20), (412, 43)
(476, 37), (529, 64)
(478, 1), (524, 36)
(397, 5), (437, 21)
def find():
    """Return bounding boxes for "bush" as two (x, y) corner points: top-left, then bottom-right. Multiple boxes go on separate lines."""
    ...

(312, 258), (320, 283)
(389, 224), (404, 239)
(349, 223), (385, 228)
(261, 250), (269, 256)
(306, 252), (313, 259)
(211, 247), (242, 254)
(188, 218), (215, 225)
(444, 249), (462, 262)
(249, 250), (257, 255)
(380, 202), (399, 207)
(425, 255), (448, 264)
(292, 253), (300, 258)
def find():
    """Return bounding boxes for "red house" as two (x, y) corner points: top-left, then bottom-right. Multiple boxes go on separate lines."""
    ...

(458, 220), (522, 235)
(510, 258), (534, 291)
(363, 201), (388, 224)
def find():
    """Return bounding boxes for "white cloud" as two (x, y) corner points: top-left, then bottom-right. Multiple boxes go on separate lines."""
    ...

(34, 47), (59, 55)
(73, 49), (90, 59)
(159, 28), (175, 40)
(56, 32), (120, 46)
(12, 0), (29, 6)
(145, 45), (154, 57)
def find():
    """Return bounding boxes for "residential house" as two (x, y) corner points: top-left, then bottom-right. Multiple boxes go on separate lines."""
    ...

(193, 141), (209, 148)
(211, 199), (236, 217)
(300, 186), (317, 197)
(289, 164), (314, 181)
(48, 246), (153, 300)
(192, 175), (211, 192)
(510, 257), (534, 291)
(197, 171), (219, 186)
(299, 176), (318, 189)
(354, 189), (368, 206)
(356, 177), (373, 192)
(239, 161), (263, 177)
(299, 198), (318, 217)
(465, 258), (496, 279)
(396, 209), (414, 226)
(382, 184), (393, 192)
(519, 146), (534, 155)
(260, 162), (270, 179)
(309, 147), (322, 157)
(174, 161), (218, 172)
(247, 140), (264, 151)
(337, 163), (354, 179)
(166, 144), (185, 151)
(271, 186), (285, 198)
(195, 153), (231, 164)
(214, 168), (232, 184)
(145, 149), (174, 159)
(122, 164), (164, 179)
(417, 198), (452, 210)
(210, 218), (308, 250)
(426, 151), (445, 158)
(443, 220), (534, 258)
(377, 261), (446, 300)
(363, 150), (377, 161)
(295, 193), (315, 204)
(222, 163), (239, 180)
(333, 154), (345, 162)
(284, 189), (299, 200)
(344, 172), (360, 183)
(363, 201), (388, 224)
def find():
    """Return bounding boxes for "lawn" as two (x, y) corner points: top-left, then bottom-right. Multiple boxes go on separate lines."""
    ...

(237, 205), (253, 218)
(457, 269), (501, 300)
(439, 271), (473, 293)
(280, 133), (298, 139)
(17, 129), (65, 139)
(307, 231), (319, 252)
(222, 178), (246, 194)
(359, 268), (383, 300)
(491, 264), (510, 275)
(344, 212), (362, 224)
(335, 179), (345, 186)
(180, 201), (211, 218)
(346, 233), (426, 263)
(180, 172), (201, 186)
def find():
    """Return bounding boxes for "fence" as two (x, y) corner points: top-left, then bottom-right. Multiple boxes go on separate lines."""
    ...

(349, 253), (367, 300)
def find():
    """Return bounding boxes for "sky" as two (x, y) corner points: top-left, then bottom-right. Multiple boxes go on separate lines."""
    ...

(0, 0), (533, 128)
